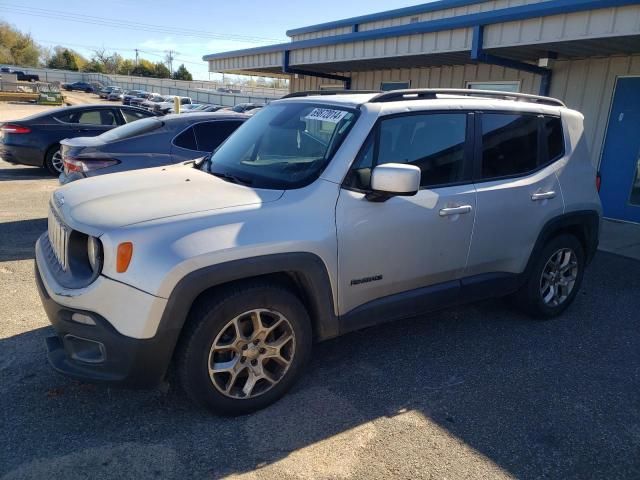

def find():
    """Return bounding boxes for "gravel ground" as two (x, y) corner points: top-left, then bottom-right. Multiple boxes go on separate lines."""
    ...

(0, 157), (639, 479)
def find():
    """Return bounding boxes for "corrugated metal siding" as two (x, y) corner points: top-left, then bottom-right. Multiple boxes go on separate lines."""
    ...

(550, 54), (640, 167)
(208, 52), (281, 72)
(358, 0), (544, 31)
(484, 5), (640, 47)
(289, 27), (472, 65)
(291, 26), (353, 41)
(289, 0), (546, 41)
(291, 64), (539, 95)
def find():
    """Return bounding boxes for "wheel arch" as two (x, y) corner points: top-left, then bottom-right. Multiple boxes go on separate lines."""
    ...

(154, 252), (338, 378)
(525, 210), (600, 277)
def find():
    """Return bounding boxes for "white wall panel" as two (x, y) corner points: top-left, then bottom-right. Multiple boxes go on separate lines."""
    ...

(484, 5), (640, 47)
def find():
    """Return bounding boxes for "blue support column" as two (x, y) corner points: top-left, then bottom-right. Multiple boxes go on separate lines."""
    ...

(471, 25), (552, 96)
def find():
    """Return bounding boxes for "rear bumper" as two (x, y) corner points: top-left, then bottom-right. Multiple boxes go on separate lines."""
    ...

(0, 143), (43, 167)
(35, 260), (174, 387)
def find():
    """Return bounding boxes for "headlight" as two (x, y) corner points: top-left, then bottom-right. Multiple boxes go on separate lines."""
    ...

(87, 236), (103, 273)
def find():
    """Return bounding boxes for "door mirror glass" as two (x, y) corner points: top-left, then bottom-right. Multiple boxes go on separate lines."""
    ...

(367, 163), (420, 201)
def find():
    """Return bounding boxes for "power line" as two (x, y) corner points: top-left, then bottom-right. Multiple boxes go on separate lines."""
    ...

(1, 4), (287, 43)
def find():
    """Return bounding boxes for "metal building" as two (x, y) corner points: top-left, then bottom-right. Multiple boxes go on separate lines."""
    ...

(204, 0), (640, 223)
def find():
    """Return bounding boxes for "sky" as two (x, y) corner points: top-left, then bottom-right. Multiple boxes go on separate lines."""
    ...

(0, 0), (423, 80)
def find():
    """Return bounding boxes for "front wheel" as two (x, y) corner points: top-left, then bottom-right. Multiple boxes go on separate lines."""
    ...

(176, 282), (312, 415)
(515, 234), (585, 318)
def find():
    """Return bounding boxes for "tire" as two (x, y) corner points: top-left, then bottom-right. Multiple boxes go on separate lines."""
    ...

(514, 234), (585, 319)
(176, 281), (312, 415)
(44, 145), (63, 176)
(85, 88), (91, 93)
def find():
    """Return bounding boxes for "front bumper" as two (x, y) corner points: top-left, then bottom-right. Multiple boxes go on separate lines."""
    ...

(35, 234), (174, 387)
(36, 261), (174, 387)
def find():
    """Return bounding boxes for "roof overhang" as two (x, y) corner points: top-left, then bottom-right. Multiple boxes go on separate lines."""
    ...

(203, 0), (640, 63)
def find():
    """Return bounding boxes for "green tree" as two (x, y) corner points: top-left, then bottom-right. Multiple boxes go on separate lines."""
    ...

(153, 62), (171, 79)
(117, 59), (135, 75)
(131, 59), (155, 77)
(0, 22), (41, 67)
(47, 47), (86, 71)
(172, 64), (193, 81)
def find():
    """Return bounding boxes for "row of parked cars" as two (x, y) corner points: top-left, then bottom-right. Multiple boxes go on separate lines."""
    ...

(61, 82), (265, 116)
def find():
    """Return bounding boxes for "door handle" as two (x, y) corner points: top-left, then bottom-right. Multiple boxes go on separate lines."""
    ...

(439, 205), (473, 217)
(531, 191), (556, 201)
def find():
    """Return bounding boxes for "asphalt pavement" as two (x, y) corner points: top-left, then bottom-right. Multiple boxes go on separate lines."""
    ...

(0, 158), (639, 480)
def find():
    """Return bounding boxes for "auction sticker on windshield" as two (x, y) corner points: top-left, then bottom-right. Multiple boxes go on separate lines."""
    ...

(305, 108), (348, 123)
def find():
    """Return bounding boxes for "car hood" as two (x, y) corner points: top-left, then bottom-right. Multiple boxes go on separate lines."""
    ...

(55, 164), (284, 234)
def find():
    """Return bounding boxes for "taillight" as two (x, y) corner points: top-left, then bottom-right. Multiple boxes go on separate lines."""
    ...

(1, 124), (31, 134)
(63, 157), (119, 174)
(596, 173), (602, 192)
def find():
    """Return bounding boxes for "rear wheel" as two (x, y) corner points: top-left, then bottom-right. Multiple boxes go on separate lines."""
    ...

(44, 145), (63, 175)
(515, 234), (585, 318)
(176, 282), (312, 415)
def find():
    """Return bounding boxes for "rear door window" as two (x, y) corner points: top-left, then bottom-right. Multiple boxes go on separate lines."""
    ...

(55, 109), (117, 126)
(173, 127), (198, 150)
(193, 121), (243, 152)
(479, 113), (539, 180)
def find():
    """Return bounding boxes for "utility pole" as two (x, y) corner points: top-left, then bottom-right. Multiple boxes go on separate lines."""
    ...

(165, 50), (176, 74)
(134, 49), (139, 67)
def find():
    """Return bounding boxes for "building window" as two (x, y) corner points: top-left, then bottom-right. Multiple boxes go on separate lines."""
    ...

(410, 16), (420, 23)
(466, 81), (520, 92)
(380, 81), (410, 91)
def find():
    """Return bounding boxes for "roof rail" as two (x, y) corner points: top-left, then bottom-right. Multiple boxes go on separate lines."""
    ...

(369, 88), (566, 107)
(281, 90), (380, 99)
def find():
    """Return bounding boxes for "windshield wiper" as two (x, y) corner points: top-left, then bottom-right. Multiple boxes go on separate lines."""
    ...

(211, 171), (253, 186)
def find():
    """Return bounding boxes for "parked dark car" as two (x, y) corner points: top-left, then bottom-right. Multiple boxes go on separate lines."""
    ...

(184, 104), (224, 113)
(153, 96), (192, 115)
(59, 112), (247, 183)
(12, 70), (40, 82)
(63, 81), (95, 93)
(0, 105), (155, 175)
(98, 86), (120, 99)
(122, 90), (147, 105)
(140, 94), (172, 111)
(224, 102), (265, 113)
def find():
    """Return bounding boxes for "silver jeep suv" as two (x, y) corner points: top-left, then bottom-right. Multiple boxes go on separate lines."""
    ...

(35, 89), (602, 414)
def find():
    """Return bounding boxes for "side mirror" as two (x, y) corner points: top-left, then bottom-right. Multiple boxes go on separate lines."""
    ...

(366, 163), (421, 202)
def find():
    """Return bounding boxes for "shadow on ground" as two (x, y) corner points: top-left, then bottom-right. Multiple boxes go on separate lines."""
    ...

(0, 218), (47, 262)
(1, 252), (639, 479)
(0, 165), (51, 181)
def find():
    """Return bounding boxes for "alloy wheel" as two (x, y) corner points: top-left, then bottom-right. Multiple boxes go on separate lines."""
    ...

(539, 248), (579, 307)
(51, 150), (64, 173)
(208, 308), (296, 399)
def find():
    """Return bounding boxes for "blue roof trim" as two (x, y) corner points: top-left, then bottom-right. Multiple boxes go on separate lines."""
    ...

(203, 0), (640, 62)
(285, 0), (488, 37)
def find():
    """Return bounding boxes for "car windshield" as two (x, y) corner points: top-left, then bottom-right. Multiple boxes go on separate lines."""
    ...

(99, 117), (162, 142)
(207, 102), (358, 189)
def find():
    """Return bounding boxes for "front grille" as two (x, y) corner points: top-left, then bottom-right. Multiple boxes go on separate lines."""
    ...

(48, 206), (69, 271)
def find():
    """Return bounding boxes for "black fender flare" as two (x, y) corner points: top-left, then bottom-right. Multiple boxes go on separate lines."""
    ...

(153, 252), (338, 376)
(523, 209), (600, 281)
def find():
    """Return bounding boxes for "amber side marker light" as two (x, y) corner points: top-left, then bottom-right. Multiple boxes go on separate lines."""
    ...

(116, 242), (133, 273)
